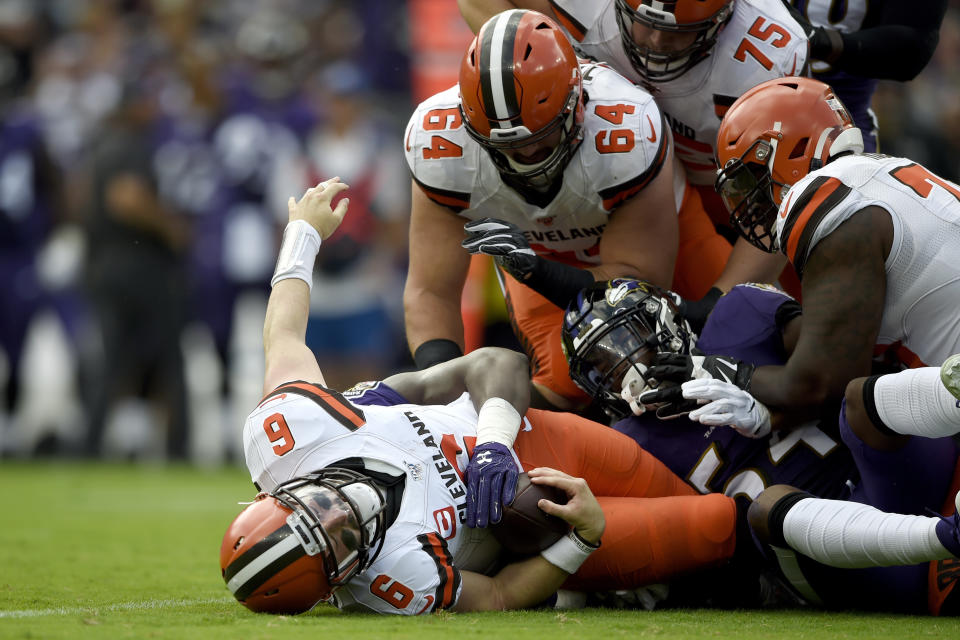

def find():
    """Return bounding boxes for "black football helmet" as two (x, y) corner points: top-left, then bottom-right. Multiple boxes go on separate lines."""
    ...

(562, 278), (696, 417)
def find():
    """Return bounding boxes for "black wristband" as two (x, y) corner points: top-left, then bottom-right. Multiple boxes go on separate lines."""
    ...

(523, 258), (595, 309)
(413, 339), (463, 370)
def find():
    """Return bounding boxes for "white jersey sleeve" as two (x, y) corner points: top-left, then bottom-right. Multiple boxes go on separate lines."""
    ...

(404, 85), (485, 213)
(775, 154), (960, 366)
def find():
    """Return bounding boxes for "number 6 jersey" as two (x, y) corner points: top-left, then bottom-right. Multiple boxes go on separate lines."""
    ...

(242, 382), (505, 614)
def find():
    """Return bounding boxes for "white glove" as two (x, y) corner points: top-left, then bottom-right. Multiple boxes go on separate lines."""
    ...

(619, 365), (651, 416)
(682, 378), (771, 438)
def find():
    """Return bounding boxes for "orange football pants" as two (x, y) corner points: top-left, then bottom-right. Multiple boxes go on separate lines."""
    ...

(502, 184), (732, 404)
(514, 408), (738, 590)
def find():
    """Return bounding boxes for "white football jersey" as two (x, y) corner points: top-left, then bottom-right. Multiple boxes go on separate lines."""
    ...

(774, 154), (960, 367)
(242, 381), (509, 614)
(545, 0), (808, 186)
(404, 61), (684, 267)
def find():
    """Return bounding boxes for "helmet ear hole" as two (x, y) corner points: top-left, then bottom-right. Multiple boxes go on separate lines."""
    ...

(789, 138), (809, 159)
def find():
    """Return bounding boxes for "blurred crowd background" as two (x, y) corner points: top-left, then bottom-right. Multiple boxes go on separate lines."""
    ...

(0, 0), (958, 464)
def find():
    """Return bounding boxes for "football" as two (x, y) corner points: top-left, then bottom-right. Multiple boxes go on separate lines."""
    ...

(491, 472), (570, 556)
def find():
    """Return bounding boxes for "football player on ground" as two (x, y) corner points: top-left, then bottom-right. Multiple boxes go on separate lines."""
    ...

(219, 178), (739, 615)
(781, 0), (948, 152)
(639, 77), (960, 432)
(562, 278), (858, 606)
(562, 278), (960, 613)
(405, 10), (766, 411)
(457, 0), (808, 292)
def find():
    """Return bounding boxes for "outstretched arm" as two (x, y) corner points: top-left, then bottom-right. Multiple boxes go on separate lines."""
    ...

(262, 178), (350, 395)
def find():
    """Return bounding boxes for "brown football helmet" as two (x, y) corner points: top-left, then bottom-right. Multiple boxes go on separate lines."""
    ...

(714, 76), (863, 252)
(459, 9), (584, 190)
(220, 468), (386, 614)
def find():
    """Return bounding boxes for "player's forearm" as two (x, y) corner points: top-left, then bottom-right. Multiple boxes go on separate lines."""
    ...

(457, 0), (514, 33)
(404, 289), (466, 354)
(588, 257), (679, 289)
(834, 25), (940, 81)
(454, 557), (570, 612)
(461, 348), (531, 416)
(262, 279), (311, 356)
(711, 239), (786, 292)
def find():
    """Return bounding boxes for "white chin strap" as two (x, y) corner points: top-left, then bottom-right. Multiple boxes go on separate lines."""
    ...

(620, 363), (651, 416)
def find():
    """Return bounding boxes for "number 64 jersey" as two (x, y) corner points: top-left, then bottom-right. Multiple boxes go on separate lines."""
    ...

(242, 381), (504, 614)
(404, 60), (683, 266)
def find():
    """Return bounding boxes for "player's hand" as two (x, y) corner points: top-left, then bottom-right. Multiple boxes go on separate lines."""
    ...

(465, 442), (519, 528)
(461, 218), (538, 281)
(779, 0), (834, 60)
(287, 177), (350, 240)
(682, 379), (772, 438)
(638, 353), (755, 419)
(528, 467), (604, 545)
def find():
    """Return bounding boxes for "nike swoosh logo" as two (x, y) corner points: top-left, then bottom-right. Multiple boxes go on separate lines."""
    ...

(646, 114), (657, 143)
(714, 363), (734, 385)
(779, 191), (795, 219)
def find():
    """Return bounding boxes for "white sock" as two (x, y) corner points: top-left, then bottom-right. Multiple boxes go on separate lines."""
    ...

(782, 498), (953, 568)
(874, 367), (960, 438)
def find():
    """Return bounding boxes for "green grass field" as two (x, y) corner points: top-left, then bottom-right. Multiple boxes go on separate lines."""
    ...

(1, 462), (958, 639)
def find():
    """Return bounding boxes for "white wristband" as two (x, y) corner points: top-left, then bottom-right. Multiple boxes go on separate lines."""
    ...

(541, 530), (600, 574)
(271, 220), (321, 290)
(476, 397), (521, 447)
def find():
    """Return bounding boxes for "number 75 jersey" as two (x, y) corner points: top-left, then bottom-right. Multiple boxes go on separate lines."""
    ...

(404, 61), (681, 266)
(545, 0), (807, 187)
(241, 382), (501, 614)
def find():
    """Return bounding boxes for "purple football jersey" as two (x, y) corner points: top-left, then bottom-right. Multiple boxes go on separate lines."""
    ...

(613, 284), (857, 500)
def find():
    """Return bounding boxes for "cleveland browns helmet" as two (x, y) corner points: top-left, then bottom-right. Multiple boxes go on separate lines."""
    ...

(220, 468), (387, 614)
(714, 76), (864, 252)
(615, 0), (734, 81)
(459, 9), (584, 191)
(562, 278), (696, 417)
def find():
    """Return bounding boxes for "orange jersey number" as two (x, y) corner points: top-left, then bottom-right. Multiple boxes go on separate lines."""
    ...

(734, 17), (792, 71)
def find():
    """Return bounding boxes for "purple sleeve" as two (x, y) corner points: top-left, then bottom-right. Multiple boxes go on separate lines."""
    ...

(696, 284), (800, 367)
(342, 380), (410, 407)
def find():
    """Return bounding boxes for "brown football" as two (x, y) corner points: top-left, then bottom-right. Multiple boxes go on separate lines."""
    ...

(491, 472), (570, 555)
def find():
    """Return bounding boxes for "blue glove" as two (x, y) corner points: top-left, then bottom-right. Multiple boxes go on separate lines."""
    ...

(462, 218), (538, 281)
(465, 442), (518, 528)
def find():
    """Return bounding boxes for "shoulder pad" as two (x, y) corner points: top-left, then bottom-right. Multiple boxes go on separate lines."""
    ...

(404, 86), (482, 212)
